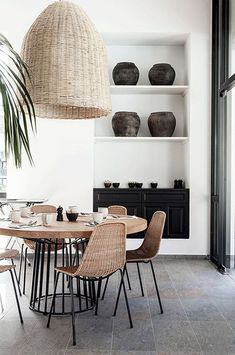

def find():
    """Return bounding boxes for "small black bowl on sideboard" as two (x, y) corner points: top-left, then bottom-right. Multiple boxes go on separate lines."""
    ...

(135, 183), (143, 188)
(150, 182), (158, 188)
(113, 183), (120, 188)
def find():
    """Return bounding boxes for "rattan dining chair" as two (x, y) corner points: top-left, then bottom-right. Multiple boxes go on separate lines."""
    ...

(0, 264), (23, 323)
(0, 248), (21, 296)
(108, 205), (127, 215)
(118, 211), (166, 313)
(19, 204), (65, 295)
(47, 222), (133, 346)
(103, 211), (166, 314)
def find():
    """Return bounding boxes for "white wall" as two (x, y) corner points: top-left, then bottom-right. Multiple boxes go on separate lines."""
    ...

(0, 0), (211, 254)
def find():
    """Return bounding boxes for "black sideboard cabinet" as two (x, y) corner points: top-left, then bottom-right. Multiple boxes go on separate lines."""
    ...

(93, 188), (189, 239)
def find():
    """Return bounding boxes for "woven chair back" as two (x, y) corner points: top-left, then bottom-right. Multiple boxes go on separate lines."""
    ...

(31, 204), (57, 214)
(138, 211), (166, 259)
(108, 205), (127, 215)
(74, 222), (126, 278)
(25, 204), (58, 250)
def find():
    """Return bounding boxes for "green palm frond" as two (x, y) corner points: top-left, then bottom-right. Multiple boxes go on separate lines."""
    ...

(0, 33), (36, 168)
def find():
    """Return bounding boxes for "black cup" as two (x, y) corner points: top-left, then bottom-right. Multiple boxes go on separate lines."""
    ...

(174, 179), (184, 189)
(66, 212), (78, 222)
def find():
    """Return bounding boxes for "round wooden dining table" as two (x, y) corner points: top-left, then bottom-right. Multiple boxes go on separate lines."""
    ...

(0, 214), (147, 315)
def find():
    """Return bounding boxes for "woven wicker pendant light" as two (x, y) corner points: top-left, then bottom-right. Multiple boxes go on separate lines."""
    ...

(21, 1), (111, 119)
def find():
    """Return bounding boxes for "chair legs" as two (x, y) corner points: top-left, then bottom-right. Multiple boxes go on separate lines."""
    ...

(113, 268), (133, 328)
(95, 278), (102, 316)
(69, 277), (76, 346)
(101, 277), (109, 300)
(101, 264), (131, 300)
(47, 271), (60, 328)
(23, 247), (28, 295)
(136, 262), (144, 297)
(11, 259), (22, 297)
(149, 260), (163, 314)
(18, 243), (24, 284)
(9, 269), (23, 323)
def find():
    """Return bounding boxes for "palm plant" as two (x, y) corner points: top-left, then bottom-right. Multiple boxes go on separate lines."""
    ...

(0, 33), (36, 168)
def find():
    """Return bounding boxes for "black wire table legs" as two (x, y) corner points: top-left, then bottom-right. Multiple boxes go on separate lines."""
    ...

(29, 239), (93, 315)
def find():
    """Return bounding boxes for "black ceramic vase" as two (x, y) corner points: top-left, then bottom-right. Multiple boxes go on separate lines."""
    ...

(112, 111), (140, 137)
(148, 63), (175, 85)
(148, 112), (176, 137)
(112, 62), (139, 85)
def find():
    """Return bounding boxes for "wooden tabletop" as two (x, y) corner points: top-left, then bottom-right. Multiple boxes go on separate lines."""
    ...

(0, 215), (147, 239)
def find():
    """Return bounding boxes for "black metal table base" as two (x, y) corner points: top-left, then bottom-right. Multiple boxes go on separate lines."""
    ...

(28, 238), (93, 315)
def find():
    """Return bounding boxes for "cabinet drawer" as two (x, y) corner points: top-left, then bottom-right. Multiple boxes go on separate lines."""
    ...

(143, 190), (188, 203)
(95, 191), (141, 204)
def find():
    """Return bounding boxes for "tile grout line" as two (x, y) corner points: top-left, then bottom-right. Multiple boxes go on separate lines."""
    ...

(140, 262), (158, 353)
(164, 258), (204, 355)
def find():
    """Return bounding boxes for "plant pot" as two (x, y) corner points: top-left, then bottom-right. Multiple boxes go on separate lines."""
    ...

(150, 182), (158, 188)
(104, 182), (111, 188)
(112, 62), (139, 85)
(148, 112), (176, 137)
(112, 183), (120, 188)
(112, 111), (140, 137)
(135, 182), (143, 188)
(148, 63), (175, 85)
(128, 182), (135, 188)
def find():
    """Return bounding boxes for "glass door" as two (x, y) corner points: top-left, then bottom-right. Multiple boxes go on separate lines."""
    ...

(211, 0), (235, 270)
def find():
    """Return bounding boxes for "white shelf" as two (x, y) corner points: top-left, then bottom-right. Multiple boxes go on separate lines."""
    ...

(95, 137), (189, 143)
(110, 85), (188, 96)
(102, 32), (188, 46)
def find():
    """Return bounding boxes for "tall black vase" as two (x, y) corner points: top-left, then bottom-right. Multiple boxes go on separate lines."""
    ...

(148, 63), (175, 85)
(112, 62), (139, 85)
(112, 111), (140, 137)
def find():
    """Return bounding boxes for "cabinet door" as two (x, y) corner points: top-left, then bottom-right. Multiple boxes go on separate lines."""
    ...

(166, 205), (189, 239)
(142, 204), (189, 239)
(142, 205), (168, 238)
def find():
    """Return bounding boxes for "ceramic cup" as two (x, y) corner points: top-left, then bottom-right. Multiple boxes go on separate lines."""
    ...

(10, 210), (21, 223)
(20, 206), (30, 218)
(68, 206), (79, 213)
(42, 213), (53, 226)
(98, 207), (108, 218)
(93, 212), (103, 224)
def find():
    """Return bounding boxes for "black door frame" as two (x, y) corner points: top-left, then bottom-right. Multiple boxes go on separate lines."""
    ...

(211, 0), (235, 270)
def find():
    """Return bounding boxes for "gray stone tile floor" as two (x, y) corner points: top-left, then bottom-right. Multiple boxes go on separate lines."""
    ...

(1, 257), (235, 354)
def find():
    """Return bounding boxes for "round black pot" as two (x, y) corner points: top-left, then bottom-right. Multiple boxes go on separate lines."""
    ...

(112, 111), (140, 137)
(148, 112), (176, 137)
(112, 62), (139, 85)
(148, 63), (175, 85)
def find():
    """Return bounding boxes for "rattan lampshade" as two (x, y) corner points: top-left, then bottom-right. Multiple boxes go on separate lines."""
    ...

(21, 1), (111, 119)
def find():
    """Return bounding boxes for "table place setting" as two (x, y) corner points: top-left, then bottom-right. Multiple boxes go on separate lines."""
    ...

(106, 215), (138, 220)
(8, 220), (42, 229)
